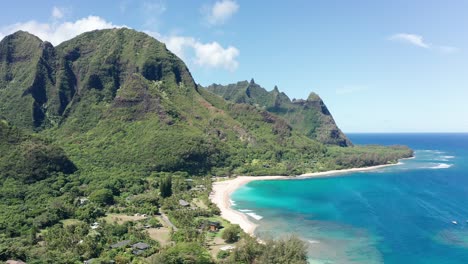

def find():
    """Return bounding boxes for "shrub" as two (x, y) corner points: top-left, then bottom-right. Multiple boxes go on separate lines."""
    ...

(222, 225), (241, 243)
(89, 189), (114, 205)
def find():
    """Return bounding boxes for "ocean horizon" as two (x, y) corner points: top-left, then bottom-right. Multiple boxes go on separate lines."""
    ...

(231, 133), (468, 264)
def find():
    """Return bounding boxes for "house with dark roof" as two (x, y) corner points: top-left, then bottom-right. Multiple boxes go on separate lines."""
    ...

(200, 221), (222, 232)
(132, 242), (150, 255)
(208, 221), (221, 232)
(132, 242), (150, 250)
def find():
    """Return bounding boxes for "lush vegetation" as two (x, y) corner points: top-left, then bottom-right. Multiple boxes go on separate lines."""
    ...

(219, 235), (308, 264)
(206, 80), (352, 146)
(222, 225), (241, 243)
(0, 28), (413, 263)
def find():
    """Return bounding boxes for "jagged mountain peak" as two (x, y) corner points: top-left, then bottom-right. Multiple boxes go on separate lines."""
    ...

(205, 81), (352, 147)
(0, 28), (198, 130)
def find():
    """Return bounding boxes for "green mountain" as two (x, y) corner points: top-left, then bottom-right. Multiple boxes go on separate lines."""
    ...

(0, 29), (316, 176)
(205, 80), (352, 146)
(0, 28), (411, 178)
(0, 31), (56, 130)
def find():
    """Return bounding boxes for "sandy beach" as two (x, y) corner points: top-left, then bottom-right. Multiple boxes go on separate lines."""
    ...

(209, 162), (405, 236)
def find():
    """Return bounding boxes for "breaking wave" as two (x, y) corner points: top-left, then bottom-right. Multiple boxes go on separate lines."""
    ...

(245, 212), (263, 220)
(429, 163), (453, 169)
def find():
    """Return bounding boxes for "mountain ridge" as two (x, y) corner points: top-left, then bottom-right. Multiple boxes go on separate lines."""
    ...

(205, 80), (352, 146)
(0, 28), (411, 177)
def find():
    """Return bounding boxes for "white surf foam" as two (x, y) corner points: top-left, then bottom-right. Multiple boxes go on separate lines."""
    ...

(436, 155), (455, 161)
(430, 163), (453, 169)
(246, 212), (263, 220)
(420, 150), (444, 154)
(238, 209), (253, 212)
(229, 199), (236, 206)
(308, 240), (320, 244)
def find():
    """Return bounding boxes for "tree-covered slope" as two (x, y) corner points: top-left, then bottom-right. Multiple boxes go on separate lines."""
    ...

(48, 29), (333, 176)
(0, 119), (76, 183)
(0, 28), (411, 179)
(0, 29), (342, 177)
(0, 119), (77, 239)
(206, 80), (352, 146)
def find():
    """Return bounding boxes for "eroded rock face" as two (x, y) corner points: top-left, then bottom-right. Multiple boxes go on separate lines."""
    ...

(0, 28), (196, 131)
(206, 82), (352, 147)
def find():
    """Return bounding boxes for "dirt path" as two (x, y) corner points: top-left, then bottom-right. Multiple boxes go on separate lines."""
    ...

(160, 212), (178, 231)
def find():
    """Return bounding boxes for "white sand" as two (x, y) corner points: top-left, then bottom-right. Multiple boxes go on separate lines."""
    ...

(209, 162), (405, 236)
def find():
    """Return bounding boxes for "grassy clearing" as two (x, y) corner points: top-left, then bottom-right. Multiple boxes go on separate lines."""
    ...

(101, 213), (148, 224)
(61, 219), (83, 227)
(147, 227), (172, 246)
(192, 198), (209, 209)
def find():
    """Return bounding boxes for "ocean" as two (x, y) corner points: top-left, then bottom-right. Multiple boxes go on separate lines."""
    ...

(231, 134), (468, 264)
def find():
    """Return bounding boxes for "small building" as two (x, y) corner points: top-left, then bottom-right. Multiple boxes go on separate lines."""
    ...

(90, 222), (99, 230)
(208, 221), (221, 232)
(132, 242), (150, 250)
(179, 199), (190, 207)
(132, 242), (150, 255)
(200, 221), (221, 232)
(110, 240), (131, 249)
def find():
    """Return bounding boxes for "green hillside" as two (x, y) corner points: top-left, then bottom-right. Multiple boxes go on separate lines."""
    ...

(0, 28), (411, 178)
(206, 80), (352, 146)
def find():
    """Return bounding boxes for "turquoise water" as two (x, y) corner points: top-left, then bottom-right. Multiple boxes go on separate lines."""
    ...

(231, 134), (468, 264)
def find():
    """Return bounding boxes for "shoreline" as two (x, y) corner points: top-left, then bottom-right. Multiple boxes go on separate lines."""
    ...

(209, 160), (409, 237)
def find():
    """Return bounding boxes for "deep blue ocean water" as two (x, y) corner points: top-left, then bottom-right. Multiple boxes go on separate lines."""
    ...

(231, 134), (468, 264)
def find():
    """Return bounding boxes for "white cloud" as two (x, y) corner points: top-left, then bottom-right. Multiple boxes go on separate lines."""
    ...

(205, 0), (239, 25)
(161, 35), (195, 60)
(193, 41), (239, 70)
(52, 6), (65, 19)
(389, 33), (430, 48)
(146, 31), (240, 71)
(389, 33), (459, 53)
(0, 16), (125, 45)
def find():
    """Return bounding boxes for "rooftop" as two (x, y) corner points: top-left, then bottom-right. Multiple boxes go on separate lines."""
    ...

(132, 242), (150, 250)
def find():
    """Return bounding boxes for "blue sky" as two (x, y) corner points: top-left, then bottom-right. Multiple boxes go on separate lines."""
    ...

(1, 0), (467, 132)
